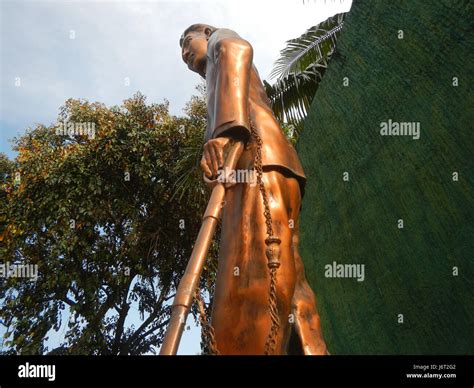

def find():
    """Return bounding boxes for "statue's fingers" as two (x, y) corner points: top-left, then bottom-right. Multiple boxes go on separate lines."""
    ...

(203, 149), (213, 173)
(214, 142), (224, 168)
(207, 144), (219, 176)
(200, 157), (212, 178)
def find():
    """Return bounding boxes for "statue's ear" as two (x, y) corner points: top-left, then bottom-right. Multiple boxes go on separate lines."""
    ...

(204, 27), (213, 39)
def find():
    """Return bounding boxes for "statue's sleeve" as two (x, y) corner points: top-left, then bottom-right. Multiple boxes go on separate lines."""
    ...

(208, 29), (253, 141)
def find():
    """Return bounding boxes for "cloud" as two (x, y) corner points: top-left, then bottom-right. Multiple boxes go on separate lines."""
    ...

(0, 0), (352, 157)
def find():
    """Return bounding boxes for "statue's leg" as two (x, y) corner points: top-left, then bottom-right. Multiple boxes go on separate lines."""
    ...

(210, 170), (299, 354)
(290, 218), (328, 355)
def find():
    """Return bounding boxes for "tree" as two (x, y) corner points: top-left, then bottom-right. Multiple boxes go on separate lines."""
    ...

(0, 89), (218, 354)
(264, 13), (345, 134)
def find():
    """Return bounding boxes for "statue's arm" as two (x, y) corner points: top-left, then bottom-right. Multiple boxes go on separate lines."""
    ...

(208, 29), (253, 142)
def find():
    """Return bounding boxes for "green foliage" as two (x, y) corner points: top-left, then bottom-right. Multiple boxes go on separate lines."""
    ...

(265, 13), (345, 131)
(298, 0), (474, 354)
(0, 90), (217, 354)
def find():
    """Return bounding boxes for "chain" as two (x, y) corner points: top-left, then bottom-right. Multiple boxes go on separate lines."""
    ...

(195, 117), (281, 355)
(194, 290), (220, 355)
(249, 117), (281, 356)
(250, 120), (273, 237)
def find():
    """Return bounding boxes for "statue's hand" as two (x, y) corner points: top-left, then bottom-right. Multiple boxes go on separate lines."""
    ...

(200, 137), (231, 179)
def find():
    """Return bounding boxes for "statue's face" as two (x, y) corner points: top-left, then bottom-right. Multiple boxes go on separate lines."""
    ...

(181, 30), (210, 77)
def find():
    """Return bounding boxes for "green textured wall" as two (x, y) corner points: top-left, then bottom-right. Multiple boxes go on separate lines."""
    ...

(298, 0), (473, 354)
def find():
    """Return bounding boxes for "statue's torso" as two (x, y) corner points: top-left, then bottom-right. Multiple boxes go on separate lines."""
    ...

(204, 29), (306, 192)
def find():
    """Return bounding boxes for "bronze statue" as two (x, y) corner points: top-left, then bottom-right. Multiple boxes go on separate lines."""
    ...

(179, 23), (328, 355)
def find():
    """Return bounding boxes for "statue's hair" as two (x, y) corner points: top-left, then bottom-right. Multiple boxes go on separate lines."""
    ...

(179, 23), (217, 47)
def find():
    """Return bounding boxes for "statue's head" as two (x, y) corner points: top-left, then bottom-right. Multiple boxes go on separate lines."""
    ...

(180, 23), (217, 77)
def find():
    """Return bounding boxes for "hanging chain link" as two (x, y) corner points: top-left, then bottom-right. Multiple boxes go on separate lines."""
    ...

(195, 116), (281, 355)
(249, 116), (281, 356)
(194, 290), (220, 355)
(249, 120), (274, 238)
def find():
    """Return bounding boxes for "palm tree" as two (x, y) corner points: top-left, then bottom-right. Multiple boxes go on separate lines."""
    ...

(265, 13), (345, 134)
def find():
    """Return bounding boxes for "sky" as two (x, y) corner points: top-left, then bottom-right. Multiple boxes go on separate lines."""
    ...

(0, 0), (352, 355)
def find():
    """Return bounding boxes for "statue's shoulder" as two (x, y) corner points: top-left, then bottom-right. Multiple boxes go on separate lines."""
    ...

(208, 28), (242, 46)
(208, 28), (242, 60)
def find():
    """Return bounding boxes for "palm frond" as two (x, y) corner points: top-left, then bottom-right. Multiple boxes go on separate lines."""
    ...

(170, 144), (202, 202)
(265, 13), (345, 130)
(264, 62), (324, 128)
(269, 13), (344, 81)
